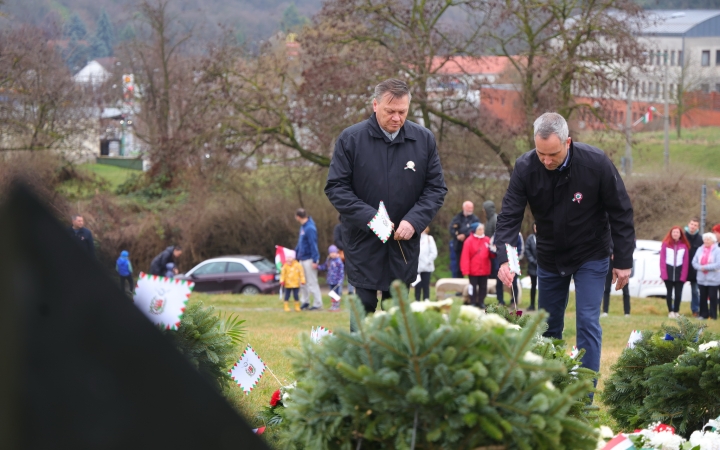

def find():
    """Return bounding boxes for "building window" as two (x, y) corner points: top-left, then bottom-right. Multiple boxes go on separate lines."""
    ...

(716, 50), (720, 65)
(656, 82), (660, 98)
(702, 50), (710, 66)
(678, 50), (684, 66)
(716, 83), (720, 93)
(663, 50), (668, 65)
(701, 84), (710, 93)
(641, 82), (646, 96)
(671, 50), (676, 65)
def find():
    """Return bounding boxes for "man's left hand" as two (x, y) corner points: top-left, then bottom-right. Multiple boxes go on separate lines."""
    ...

(312, 263), (318, 270)
(394, 220), (415, 241)
(612, 268), (631, 291)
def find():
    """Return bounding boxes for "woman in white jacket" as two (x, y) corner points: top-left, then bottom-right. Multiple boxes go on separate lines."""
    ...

(416, 227), (438, 301)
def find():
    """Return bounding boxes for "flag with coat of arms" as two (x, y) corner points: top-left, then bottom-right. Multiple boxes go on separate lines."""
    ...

(229, 345), (266, 394)
(133, 272), (193, 330)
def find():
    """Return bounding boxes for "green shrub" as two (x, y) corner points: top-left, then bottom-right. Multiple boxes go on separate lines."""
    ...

(280, 281), (598, 450)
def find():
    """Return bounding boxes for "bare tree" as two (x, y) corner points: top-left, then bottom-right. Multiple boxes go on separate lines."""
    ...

(670, 53), (714, 138)
(0, 25), (92, 156)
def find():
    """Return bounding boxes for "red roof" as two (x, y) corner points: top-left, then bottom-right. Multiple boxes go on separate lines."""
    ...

(431, 56), (519, 75)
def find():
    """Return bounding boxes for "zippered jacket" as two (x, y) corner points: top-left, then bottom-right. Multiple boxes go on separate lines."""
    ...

(660, 241), (689, 282)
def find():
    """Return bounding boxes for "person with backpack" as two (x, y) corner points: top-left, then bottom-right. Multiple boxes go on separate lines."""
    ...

(116, 250), (134, 295)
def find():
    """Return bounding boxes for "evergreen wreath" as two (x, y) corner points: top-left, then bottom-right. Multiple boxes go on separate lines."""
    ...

(280, 281), (599, 450)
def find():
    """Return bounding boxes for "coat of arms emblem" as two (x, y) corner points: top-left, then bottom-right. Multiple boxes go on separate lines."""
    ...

(245, 364), (256, 376)
(149, 296), (166, 314)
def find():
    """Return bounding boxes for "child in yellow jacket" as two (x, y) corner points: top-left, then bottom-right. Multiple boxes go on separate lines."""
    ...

(280, 256), (305, 312)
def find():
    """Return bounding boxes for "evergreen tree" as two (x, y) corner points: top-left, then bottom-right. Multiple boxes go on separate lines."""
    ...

(119, 24), (136, 42)
(90, 36), (110, 59)
(65, 37), (90, 72)
(94, 11), (115, 57)
(280, 282), (598, 450)
(601, 318), (717, 433)
(281, 4), (308, 32)
(65, 14), (88, 41)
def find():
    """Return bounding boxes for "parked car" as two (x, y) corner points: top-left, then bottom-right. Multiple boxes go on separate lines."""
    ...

(519, 239), (692, 301)
(176, 255), (280, 295)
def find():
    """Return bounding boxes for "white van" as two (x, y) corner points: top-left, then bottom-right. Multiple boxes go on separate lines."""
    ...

(520, 239), (692, 301)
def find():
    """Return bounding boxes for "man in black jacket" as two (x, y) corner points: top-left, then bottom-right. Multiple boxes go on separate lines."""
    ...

(494, 112), (634, 374)
(685, 217), (703, 317)
(150, 246), (182, 276)
(69, 215), (95, 257)
(325, 78), (447, 313)
(448, 201), (479, 278)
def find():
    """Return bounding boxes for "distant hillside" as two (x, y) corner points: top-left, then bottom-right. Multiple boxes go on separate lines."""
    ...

(0, 0), (319, 42)
(637, 0), (720, 8)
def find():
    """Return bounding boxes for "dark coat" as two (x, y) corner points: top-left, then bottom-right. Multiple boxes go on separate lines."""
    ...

(325, 113), (448, 290)
(448, 211), (480, 257)
(69, 226), (95, 257)
(525, 234), (538, 276)
(685, 229), (703, 282)
(333, 223), (344, 251)
(483, 201), (497, 238)
(495, 141), (635, 276)
(150, 246), (176, 276)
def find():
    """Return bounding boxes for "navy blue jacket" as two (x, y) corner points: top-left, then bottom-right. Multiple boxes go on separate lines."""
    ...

(69, 227), (95, 257)
(295, 217), (320, 263)
(494, 141), (635, 276)
(325, 114), (447, 290)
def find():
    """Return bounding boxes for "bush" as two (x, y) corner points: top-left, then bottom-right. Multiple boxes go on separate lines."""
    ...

(601, 317), (718, 435)
(280, 282), (598, 450)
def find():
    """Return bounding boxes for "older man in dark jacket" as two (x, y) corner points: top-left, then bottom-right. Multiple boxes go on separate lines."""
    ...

(494, 112), (635, 375)
(69, 215), (95, 257)
(150, 246), (182, 276)
(325, 78), (447, 313)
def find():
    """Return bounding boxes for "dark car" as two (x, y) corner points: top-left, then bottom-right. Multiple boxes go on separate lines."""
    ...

(176, 255), (280, 295)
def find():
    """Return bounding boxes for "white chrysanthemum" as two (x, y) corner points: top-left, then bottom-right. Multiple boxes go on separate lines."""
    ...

(523, 351), (543, 364)
(373, 311), (388, 319)
(645, 430), (685, 450)
(689, 430), (720, 450)
(545, 381), (556, 391)
(599, 426), (614, 439)
(699, 341), (719, 352)
(410, 302), (428, 312)
(459, 305), (484, 321)
(479, 313), (512, 328)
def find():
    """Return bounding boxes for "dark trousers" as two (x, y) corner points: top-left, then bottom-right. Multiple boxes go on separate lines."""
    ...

(356, 287), (392, 313)
(529, 275), (537, 309)
(699, 285), (719, 319)
(414, 272), (432, 301)
(538, 258), (608, 373)
(664, 280), (684, 313)
(468, 275), (488, 308)
(602, 266), (630, 315)
(119, 274), (134, 294)
(284, 287), (299, 301)
(450, 241), (461, 278)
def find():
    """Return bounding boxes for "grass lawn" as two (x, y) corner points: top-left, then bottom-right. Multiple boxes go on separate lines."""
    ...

(79, 163), (137, 191)
(196, 289), (720, 435)
(580, 126), (720, 176)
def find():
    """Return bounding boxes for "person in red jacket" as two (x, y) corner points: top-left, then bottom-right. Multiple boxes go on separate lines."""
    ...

(660, 226), (690, 318)
(460, 222), (495, 308)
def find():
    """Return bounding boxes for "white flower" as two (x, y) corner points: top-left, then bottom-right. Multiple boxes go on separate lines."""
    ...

(523, 351), (543, 364)
(545, 381), (556, 391)
(699, 341), (719, 352)
(689, 430), (720, 450)
(410, 302), (429, 312)
(644, 430), (685, 450)
(459, 305), (484, 321)
(479, 313), (512, 329)
(599, 426), (614, 439)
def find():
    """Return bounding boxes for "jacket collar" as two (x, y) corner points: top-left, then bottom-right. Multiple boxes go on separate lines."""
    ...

(368, 113), (418, 143)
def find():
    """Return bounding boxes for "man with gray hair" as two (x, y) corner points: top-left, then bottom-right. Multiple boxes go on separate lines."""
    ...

(69, 214), (95, 257)
(325, 78), (447, 314)
(493, 112), (635, 377)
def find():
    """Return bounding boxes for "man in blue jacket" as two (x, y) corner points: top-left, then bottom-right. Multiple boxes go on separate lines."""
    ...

(295, 208), (322, 310)
(325, 78), (447, 313)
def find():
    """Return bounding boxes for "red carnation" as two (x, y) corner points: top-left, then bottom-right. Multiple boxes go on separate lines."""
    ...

(653, 423), (675, 434)
(270, 389), (282, 407)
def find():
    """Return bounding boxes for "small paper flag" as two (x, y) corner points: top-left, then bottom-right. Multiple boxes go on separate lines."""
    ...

(133, 272), (193, 330)
(229, 345), (266, 394)
(411, 274), (421, 287)
(627, 330), (643, 349)
(328, 290), (341, 301)
(368, 201), (393, 243)
(275, 245), (296, 271)
(310, 326), (333, 343)
(601, 434), (635, 450)
(569, 346), (579, 359)
(506, 244), (521, 275)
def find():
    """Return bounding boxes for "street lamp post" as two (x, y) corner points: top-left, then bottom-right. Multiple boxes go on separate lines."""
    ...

(625, 81), (633, 176)
(659, 51), (670, 169)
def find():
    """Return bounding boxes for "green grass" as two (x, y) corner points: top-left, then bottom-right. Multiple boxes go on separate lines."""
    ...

(580, 127), (720, 176)
(79, 164), (138, 191)
(195, 290), (720, 437)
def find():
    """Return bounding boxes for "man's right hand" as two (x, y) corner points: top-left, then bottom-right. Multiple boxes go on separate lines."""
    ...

(457, 233), (466, 242)
(498, 263), (515, 287)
